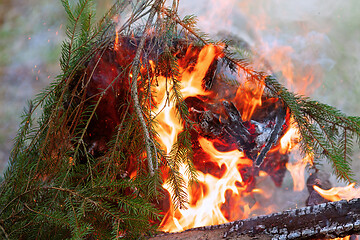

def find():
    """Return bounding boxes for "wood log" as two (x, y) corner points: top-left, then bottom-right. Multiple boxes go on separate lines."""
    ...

(150, 198), (360, 239)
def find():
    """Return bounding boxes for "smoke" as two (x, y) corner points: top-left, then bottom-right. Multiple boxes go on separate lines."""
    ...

(176, 0), (360, 208)
(1, 0), (359, 203)
(178, 0), (360, 114)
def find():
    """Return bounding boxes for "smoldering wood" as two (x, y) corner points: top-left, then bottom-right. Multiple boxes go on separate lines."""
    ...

(187, 95), (289, 187)
(150, 198), (360, 240)
(255, 105), (286, 166)
(306, 171), (332, 206)
(188, 97), (287, 161)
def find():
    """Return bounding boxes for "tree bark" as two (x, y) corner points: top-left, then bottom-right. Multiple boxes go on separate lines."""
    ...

(150, 198), (360, 239)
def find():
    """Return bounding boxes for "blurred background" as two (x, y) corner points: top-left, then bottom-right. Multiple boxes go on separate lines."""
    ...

(1, 0), (360, 183)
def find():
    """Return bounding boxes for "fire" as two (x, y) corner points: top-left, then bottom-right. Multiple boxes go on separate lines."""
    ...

(108, 2), (356, 237)
(233, 76), (265, 121)
(313, 183), (360, 240)
(280, 120), (313, 192)
(109, 30), (345, 235)
(181, 44), (221, 98)
(160, 137), (258, 232)
(151, 44), (282, 232)
(114, 31), (119, 51)
(279, 120), (300, 155)
(152, 44), (217, 153)
(314, 183), (360, 202)
(147, 42), (304, 232)
(114, 29), (328, 233)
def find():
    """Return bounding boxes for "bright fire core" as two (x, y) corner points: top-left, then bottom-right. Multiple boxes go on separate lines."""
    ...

(147, 44), (304, 232)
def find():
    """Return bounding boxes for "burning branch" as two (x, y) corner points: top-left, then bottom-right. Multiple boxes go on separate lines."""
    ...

(255, 105), (286, 166)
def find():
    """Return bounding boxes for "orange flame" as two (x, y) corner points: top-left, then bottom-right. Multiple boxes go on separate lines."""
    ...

(314, 183), (359, 240)
(281, 121), (312, 192)
(279, 120), (300, 155)
(152, 45), (217, 153)
(114, 31), (119, 51)
(160, 137), (257, 232)
(233, 80), (265, 121)
(314, 183), (360, 202)
(181, 44), (222, 98)
(147, 41), (320, 232)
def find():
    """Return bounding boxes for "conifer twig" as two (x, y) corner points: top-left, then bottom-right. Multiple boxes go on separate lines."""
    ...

(0, 224), (9, 240)
(161, 8), (207, 45)
(130, 0), (163, 176)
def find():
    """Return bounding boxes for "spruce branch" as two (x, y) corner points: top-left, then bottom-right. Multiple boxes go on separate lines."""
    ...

(129, 0), (163, 176)
(24, 203), (70, 228)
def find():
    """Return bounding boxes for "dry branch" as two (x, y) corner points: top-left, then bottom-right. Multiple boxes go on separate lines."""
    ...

(130, 0), (163, 175)
(150, 198), (360, 239)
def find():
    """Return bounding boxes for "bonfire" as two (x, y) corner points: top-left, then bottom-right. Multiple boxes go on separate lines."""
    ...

(1, 0), (360, 239)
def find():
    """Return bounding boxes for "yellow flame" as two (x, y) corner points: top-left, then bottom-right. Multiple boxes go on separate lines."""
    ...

(160, 137), (254, 232)
(314, 183), (360, 202)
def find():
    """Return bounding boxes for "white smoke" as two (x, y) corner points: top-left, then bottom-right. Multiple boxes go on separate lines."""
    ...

(178, 0), (360, 113)
(176, 0), (360, 208)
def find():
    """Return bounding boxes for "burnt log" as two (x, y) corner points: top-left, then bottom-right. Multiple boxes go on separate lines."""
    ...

(255, 105), (286, 166)
(150, 198), (360, 239)
(76, 36), (290, 183)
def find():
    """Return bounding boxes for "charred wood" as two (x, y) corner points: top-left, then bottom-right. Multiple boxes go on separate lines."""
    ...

(222, 100), (251, 146)
(187, 96), (289, 187)
(306, 171), (332, 206)
(255, 104), (286, 166)
(150, 198), (360, 239)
